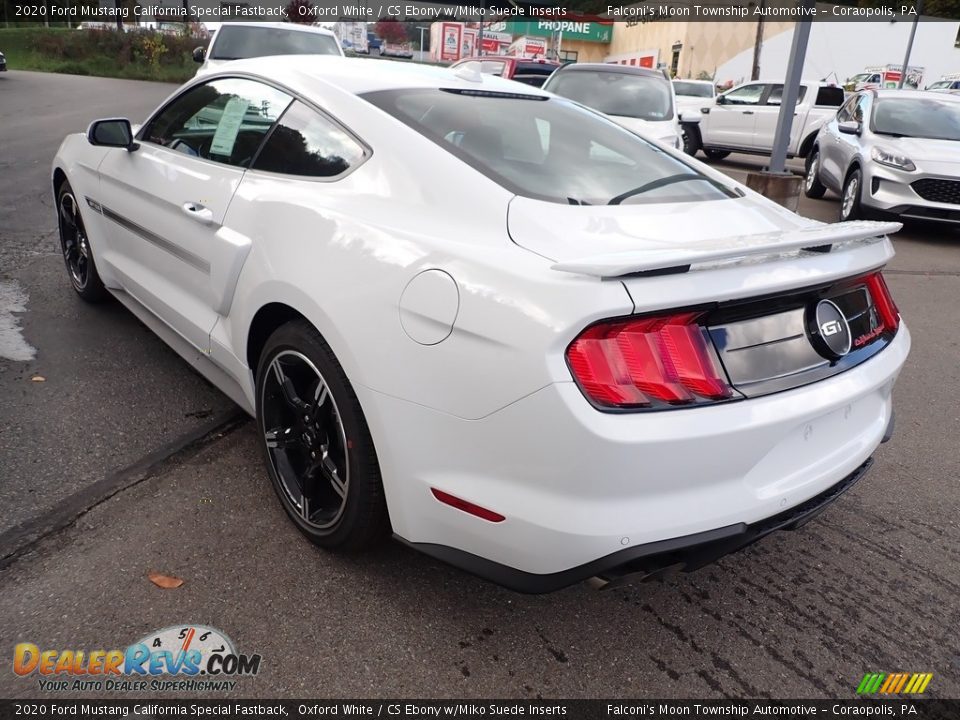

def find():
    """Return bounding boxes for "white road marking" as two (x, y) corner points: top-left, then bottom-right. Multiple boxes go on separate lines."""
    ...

(0, 280), (36, 362)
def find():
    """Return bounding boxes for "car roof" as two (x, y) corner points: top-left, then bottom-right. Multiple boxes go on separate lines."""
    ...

(555, 63), (664, 79)
(211, 55), (554, 97)
(215, 22), (336, 37)
(872, 88), (960, 101)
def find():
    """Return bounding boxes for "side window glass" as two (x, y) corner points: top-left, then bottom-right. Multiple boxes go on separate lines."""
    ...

(723, 84), (764, 106)
(251, 101), (365, 178)
(853, 96), (869, 124)
(765, 85), (807, 106)
(143, 78), (292, 168)
(836, 96), (856, 123)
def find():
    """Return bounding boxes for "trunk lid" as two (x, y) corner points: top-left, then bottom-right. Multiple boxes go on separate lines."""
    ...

(507, 195), (900, 276)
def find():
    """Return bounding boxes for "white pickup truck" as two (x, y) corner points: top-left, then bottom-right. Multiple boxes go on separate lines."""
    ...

(682, 80), (846, 161)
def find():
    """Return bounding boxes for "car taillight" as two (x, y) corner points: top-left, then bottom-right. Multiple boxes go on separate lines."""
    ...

(566, 311), (733, 410)
(865, 272), (900, 332)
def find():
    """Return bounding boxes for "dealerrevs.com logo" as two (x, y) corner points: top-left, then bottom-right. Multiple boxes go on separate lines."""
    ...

(13, 625), (262, 693)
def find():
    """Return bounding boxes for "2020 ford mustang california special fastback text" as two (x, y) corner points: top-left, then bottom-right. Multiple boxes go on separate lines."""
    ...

(52, 57), (910, 592)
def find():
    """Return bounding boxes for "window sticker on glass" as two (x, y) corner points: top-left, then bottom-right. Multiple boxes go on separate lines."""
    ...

(210, 97), (250, 157)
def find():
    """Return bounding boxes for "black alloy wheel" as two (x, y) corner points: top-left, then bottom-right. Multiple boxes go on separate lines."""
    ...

(56, 181), (108, 302)
(256, 321), (388, 550)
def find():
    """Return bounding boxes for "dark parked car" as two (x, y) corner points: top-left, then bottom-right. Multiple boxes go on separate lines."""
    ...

(0, 50), (7, 72)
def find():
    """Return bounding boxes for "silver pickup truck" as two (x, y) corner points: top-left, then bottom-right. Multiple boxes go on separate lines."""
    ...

(682, 80), (846, 161)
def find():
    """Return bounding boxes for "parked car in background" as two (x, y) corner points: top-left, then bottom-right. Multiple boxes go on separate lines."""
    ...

(449, 55), (561, 88)
(380, 43), (414, 59)
(51, 56), (908, 592)
(543, 63), (682, 149)
(806, 89), (960, 224)
(672, 79), (716, 154)
(926, 73), (960, 91)
(193, 23), (343, 77)
(685, 80), (845, 160)
(0, 50), (6, 72)
(365, 32), (383, 55)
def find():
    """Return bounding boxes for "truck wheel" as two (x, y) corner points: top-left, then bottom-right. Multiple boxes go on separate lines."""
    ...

(804, 148), (827, 199)
(681, 124), (700, 156)
(703, 149), (731, 161)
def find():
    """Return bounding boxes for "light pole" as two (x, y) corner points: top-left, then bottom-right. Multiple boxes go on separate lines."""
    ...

(418, 26), (426, 62)
(898, 0), (923, 89)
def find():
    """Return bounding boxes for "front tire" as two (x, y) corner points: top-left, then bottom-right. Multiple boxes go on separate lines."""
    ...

(703, 148), (731, 161)
(256, 320), (389, 551)
(804, 148), (827, 199)
(681, 124), (701, 156)
(840, 167), (864, 221)
(56, 180), (108, 302)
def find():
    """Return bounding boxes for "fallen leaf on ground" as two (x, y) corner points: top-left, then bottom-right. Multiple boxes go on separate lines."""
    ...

(148, 571), (184, 589)
(31, 376), (45, 382)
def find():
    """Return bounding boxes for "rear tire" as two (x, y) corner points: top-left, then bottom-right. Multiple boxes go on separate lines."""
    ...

(804, 148), (827, 199)
(56, 180), (109, 303)
(255, 320), (389, 551)
(703, 149), (731, 161)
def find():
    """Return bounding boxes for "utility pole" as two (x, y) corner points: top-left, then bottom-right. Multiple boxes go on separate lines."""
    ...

(418, 25), (426, 62)
(751, 0), (765, 80)
(898, 0), (923, 89)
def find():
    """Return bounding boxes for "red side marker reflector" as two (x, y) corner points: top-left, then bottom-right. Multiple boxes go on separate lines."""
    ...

(431, 488), (505, 523)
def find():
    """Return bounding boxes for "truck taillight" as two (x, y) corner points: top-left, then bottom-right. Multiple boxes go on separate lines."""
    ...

(566, 312), (733, 410)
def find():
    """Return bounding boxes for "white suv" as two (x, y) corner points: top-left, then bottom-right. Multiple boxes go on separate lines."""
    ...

(193, 23), (343, 77)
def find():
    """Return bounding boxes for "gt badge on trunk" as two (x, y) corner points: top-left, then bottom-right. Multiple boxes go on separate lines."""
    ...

(808, 299), (852, 360)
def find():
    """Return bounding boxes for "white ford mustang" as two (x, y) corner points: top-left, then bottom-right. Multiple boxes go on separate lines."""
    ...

(52, 57), (910, 592)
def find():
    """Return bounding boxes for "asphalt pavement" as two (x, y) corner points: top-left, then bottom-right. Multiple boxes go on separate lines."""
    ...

(0, 70), (237, 540)
(1, 71), (959, 700)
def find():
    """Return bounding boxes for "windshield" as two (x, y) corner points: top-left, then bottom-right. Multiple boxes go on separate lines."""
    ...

(211, 26), (340, 60)
(363, 89), (735, 206)
(545, 70), (674, 121)
(872, 98), (960, 140)
(927, 81), (950, 90)
(673, 81), (713, 98)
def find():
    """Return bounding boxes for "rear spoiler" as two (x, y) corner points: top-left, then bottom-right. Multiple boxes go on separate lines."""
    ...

(551, 220), (902, 278)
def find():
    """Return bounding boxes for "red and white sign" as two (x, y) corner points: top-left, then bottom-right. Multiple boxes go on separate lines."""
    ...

(461, 28), (477, 59)
(507, 36), (547, 59)
(440, 22), (462, 62)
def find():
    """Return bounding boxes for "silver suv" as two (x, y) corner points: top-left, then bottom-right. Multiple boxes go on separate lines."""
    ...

(805, 89), (960, 223)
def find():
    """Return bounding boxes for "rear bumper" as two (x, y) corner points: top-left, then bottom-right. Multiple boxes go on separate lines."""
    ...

(362, 324), (909, 585)
(400, 456), (874, 594)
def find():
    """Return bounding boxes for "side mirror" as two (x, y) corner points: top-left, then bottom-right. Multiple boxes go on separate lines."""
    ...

(837, 120), (860, 136)
(87, 118), (138, 151)
(193, 46), (206, 63)
(716, 95), (727, 105)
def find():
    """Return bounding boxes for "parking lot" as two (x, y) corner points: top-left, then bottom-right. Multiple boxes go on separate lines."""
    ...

(1, 70), (958, 699)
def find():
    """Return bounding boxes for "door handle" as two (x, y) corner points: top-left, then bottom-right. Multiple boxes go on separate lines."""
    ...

(181, 202), (214, 224)
(742, 110), (754, 115)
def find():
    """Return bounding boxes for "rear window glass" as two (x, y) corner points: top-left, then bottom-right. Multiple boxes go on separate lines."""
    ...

(363, 88), (736, 206)
(815, 86), (846, 106)
(211, 26), (340, 60)
(545, 69), (674, 121)
(673, 81), (713, 98)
